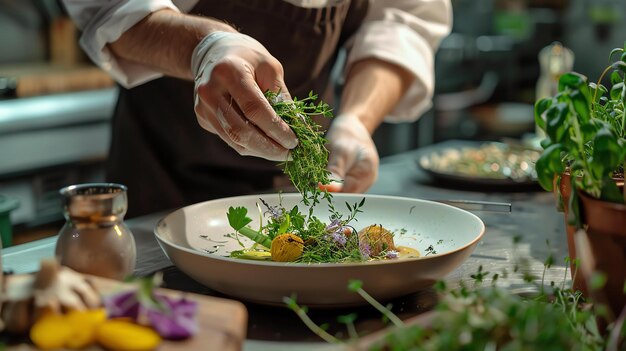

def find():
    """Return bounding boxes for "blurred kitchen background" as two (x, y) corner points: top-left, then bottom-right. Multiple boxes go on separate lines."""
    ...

(0, 0), (624, 246)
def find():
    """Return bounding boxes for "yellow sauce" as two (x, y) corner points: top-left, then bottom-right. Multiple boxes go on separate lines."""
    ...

(397, 246), (420, 259)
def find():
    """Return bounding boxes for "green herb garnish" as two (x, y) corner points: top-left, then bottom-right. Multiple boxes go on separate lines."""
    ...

(265, 90), (333, 206)
(225, 197), (392, 263)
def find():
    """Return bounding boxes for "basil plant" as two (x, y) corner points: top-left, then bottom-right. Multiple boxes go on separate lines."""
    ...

(535, 43), (626, 227)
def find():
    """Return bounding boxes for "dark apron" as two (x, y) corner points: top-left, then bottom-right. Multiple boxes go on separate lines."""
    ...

(107, 0), (368, 217)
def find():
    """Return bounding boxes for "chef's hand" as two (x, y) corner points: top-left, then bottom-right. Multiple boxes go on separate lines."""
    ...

(324, 114), (379, 193)
(191, 32), (298, 161)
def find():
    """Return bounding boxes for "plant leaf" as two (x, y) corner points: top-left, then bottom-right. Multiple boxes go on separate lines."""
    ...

(534, 98), (552, 131)
(535, 143), (565, 191)
(608, 47), (624, 61)
(227, 206), (253, 231)
(545, 103), (570, 144)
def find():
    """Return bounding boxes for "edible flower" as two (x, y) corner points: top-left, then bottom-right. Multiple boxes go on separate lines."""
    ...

(103, 273), (198, 340)
(325, 219), (348, 246)
(359, 241), (371, 259)
(386, 250), (400, 259)
(260, 198), (284, 220)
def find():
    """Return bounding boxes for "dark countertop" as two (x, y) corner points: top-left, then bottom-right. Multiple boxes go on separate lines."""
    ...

(2, 142), (568, 350)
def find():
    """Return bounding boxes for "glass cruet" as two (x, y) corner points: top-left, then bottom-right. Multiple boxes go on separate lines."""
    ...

(55, 183), (136, 280)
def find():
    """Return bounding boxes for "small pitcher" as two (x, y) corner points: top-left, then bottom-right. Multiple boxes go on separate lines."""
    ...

(56, 183), (136, 280)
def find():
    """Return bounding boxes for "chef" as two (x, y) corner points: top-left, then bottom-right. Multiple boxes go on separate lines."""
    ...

(61, 0), (452, 217)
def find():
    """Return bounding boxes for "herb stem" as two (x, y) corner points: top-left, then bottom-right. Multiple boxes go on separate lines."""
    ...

(237, 227), (272, 249)
(354, 287), (405, 328)
(284, 297), (342, 344)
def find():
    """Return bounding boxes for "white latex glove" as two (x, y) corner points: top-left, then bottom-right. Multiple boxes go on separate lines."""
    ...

(325, 114), (379, 193)
(191, 31), (298, 161)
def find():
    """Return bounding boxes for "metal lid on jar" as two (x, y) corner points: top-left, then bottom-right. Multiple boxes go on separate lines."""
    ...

(59, 183), (128, 224)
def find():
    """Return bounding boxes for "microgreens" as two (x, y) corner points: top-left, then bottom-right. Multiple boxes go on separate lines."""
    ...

(285, 238), (622, 350)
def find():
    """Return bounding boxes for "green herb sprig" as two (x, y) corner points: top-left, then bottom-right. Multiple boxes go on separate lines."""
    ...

(265, 91), (333, 206)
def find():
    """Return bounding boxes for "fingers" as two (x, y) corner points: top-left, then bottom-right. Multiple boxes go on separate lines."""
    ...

(194, 56), (297, 160)
(228, 73), (297, 149)
(327, 149), (376, 193)
(325, 117), (379, 193)
(195, 87), (290, 161)
(214, 95), (290, 161)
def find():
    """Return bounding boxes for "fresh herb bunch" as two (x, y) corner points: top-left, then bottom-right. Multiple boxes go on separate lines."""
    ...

(226, 197), (396, 263)
(265, 90), (334, 206)
(535, 43), (626, 225)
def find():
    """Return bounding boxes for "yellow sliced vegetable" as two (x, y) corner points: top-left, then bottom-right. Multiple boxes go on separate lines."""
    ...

(30, 313), (73, 350)
(271, 233), (304, 262)
(66, 308), (108, 349)
(96, 319), (162, 351)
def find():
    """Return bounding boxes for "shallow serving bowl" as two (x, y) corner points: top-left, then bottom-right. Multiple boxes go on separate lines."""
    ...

(154, 193), (485, 307)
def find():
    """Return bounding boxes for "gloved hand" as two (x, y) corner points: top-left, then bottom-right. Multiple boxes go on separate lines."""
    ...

(324, 114), (379, 193)
(191, 31), (298, 161)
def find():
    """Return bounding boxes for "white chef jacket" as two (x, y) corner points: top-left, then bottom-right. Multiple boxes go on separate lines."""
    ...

(62, 0), (452, 122)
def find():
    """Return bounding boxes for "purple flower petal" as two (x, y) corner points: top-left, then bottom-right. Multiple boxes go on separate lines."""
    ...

(359, 241), (371, 259)
(104, 288), (199, 340)
(386, 250), (400, 259)
(103, 290), (140, 319)
(146, 295), (198, 340)
(260, 199), (284, 220)
(330, 232), (347, 246)
(325, 219), (342, 233)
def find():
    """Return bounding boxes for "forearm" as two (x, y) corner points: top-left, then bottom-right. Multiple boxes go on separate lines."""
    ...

(109, 9), (237, 80)
(339, 58), (414, 133)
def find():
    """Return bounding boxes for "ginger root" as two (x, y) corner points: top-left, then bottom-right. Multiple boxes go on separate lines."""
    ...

(0, 259), (101, 334)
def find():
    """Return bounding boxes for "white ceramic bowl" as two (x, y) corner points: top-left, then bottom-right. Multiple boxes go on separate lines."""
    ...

(154, 193), (485, 307)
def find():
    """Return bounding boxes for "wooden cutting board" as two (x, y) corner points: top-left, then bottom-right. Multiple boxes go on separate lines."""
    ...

(4, 275), (248, 351)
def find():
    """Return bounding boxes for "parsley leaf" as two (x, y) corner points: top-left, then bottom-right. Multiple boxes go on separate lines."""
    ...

(227, 206), (252, 231)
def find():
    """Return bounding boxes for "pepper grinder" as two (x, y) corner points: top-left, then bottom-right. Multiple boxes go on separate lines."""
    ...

(55, 183), (136, 280)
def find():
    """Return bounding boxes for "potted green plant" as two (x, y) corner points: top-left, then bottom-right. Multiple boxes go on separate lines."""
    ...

(535, 42), (626, 318)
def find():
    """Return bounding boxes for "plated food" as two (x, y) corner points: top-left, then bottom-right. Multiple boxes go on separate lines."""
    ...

(226, 197), (420, 264)
(154, 193), (485, 306)
(418, 141), (540, 187)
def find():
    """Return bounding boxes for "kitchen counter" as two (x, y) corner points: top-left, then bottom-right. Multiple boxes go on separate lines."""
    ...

(2, 142), (567, 350)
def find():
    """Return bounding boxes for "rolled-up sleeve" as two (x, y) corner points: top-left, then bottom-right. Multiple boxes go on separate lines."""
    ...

(346, 0), (452, 122)
(62, 0), (181, 88)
